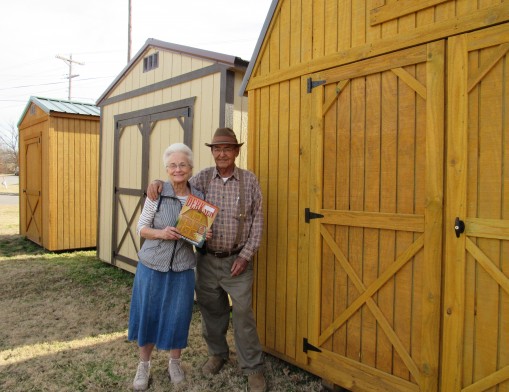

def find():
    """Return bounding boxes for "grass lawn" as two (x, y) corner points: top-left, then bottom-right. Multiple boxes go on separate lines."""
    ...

(0, 201), (323, 391)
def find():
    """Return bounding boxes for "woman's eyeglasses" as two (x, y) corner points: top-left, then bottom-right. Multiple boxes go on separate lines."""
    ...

(166, 163), (191, 170)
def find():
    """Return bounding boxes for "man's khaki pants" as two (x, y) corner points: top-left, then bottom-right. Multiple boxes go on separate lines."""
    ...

(195, 252), (264, 375)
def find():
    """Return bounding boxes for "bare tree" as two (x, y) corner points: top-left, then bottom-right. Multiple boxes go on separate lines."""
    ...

(0, 122), (19, 174)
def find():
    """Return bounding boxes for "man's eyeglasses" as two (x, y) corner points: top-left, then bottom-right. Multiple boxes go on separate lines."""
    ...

(211, 146), (236, 154)
(166, 163), (191, 170)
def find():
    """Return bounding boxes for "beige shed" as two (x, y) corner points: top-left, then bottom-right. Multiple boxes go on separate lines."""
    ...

(96, 39), (249, 273)
(241, 0), (509, 391)
(17, 96), (100, 251)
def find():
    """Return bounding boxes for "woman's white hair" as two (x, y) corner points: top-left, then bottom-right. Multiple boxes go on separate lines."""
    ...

(162, 143), (194, 168)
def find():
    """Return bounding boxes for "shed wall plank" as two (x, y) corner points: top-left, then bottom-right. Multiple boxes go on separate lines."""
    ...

(376, 63), (398, 375)
(362, 72), (382, 369)
(286, 77), (301, 359)
(295, 75), (311, 365)
(275, 80), (289, 355)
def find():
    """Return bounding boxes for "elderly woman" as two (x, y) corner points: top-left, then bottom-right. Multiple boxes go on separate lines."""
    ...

(128, 143), (208, 390)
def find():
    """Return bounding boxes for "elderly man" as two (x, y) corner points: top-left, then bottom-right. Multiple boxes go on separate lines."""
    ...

(147, 128), (266, 392)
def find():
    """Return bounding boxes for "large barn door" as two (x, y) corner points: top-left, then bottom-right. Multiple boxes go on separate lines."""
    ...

(23, 136), (42, 245)
(305, 42), (444, 391)
(442, 23), (509, 392)
(112, 99), (194, 267)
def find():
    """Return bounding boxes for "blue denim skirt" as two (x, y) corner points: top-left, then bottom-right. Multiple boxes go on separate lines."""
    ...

(128, 262), (195, 350)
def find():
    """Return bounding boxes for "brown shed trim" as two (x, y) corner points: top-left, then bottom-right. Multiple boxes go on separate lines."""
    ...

(99, 63), (229, 107)
(219, 69), (236, 128)
(96, 107), (104, 257)
(110, 97), (196, 267)
(113, 96), (196, 123)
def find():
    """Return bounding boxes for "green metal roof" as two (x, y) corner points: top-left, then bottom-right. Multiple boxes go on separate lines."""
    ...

(18, 96), (100, 126)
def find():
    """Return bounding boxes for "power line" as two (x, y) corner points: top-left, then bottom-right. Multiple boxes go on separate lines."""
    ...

(0, 76), (114, 92)
(0, 81), (66, 91)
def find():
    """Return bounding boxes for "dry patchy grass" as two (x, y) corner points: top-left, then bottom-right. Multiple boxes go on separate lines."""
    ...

(0, 203), (323, 391)
(0, 205), (20, 235)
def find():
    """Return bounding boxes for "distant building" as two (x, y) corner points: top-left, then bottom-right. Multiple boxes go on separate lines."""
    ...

(17, 96), (100, 250)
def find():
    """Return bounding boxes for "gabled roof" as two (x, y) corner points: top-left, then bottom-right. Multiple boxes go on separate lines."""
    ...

(96, 38), (249, 105)
(18, 96), (100, 126)
(240, 0), (278, 95)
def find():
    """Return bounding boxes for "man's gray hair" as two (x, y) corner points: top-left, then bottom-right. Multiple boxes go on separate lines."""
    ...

(163, 143), (194, 168)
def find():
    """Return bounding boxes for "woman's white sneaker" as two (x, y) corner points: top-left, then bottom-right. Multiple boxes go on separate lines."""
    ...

(133, 360), (150, 391)
(168, 358), (185, 384)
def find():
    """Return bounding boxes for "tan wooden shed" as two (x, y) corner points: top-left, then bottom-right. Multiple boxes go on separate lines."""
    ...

(242, 1), (509, 391)
(17, 96), (100, 251)
(96, 39), (249, 273)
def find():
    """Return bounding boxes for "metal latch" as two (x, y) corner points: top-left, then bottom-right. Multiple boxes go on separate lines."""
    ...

(454, 217), (465, 238)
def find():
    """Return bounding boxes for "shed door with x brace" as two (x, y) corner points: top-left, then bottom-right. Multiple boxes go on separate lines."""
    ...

(442, 23), (509, 392)
(305, 42), (444, 392)
(23, 135), (42, 245)
(112, 98), (195, 268)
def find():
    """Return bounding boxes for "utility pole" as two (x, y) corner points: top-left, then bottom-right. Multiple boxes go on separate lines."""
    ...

(128, 0), (132, 62)
(56, 54), (84, 101)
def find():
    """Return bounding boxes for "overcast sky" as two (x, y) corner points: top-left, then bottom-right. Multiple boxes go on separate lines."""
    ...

(0, 0), (273, 132)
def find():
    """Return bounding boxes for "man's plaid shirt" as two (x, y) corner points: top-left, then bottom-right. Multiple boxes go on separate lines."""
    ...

(190, 166), (263, 261)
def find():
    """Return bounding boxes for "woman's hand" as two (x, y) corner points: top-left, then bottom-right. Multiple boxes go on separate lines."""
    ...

(159, 226), (181, 241)
(205, 229), (213, 241)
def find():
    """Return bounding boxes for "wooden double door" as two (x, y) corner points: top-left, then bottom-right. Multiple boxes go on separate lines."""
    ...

(112, 99), (194, 268)
(306, 24), (509, 392)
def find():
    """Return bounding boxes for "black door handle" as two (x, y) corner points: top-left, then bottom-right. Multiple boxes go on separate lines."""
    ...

(454, 217), (465, 238)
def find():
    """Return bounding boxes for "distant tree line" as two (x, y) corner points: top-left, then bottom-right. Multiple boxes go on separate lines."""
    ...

(0, 123), (19, 175)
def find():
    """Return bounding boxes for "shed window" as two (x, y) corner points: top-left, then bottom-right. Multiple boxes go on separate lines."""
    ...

(143, 52), (159, 72)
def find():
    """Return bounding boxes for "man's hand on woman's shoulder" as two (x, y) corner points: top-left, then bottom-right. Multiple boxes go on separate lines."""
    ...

(147, 180), (163, 201)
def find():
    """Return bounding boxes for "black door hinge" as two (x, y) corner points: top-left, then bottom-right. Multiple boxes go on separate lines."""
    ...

(303, 338), (322, 353)
(307, 77), (326, 93)
(305, 208), (324, 223)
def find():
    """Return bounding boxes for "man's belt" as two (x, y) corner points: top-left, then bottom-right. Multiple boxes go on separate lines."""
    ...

(206, 248), (242, 258)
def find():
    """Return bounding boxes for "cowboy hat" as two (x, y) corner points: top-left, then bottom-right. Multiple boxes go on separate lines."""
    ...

(205, 127), (244, 147)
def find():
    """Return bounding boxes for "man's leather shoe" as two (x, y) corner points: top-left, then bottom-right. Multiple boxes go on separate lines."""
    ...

(202, 356), (226, 375)
(248, 372), (267, 392)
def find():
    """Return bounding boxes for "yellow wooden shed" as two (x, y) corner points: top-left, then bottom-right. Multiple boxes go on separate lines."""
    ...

(17, 96), (100, 251)
(96, 39), (249, 273)
(242, 1), (509, 391)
